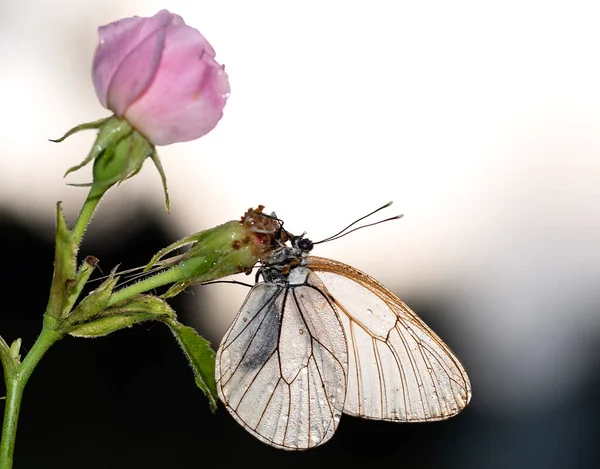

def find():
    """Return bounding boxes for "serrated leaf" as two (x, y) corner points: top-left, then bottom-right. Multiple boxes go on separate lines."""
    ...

(168, 322), (217, 411)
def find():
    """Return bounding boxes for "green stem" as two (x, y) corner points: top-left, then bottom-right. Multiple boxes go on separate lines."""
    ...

(107, 265), (190, 307)
(72, 184), (106, 246)
(0, 327), (62, 468)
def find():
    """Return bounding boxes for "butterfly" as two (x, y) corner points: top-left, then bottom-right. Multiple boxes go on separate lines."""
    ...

(215, 203), (472, 450)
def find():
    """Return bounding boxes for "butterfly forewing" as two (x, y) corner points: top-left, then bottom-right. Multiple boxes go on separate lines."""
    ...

(305, 256), (472, 422)
(215, 268), (348, 450)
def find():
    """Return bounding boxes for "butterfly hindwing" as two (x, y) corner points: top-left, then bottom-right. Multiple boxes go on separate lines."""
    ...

(215, 268), (348, 450)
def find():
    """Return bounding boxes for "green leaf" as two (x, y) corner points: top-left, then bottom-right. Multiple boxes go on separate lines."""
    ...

(168, 321), (217, 411)
(45, 203), (77, 320)
(65, 294), (175, 338)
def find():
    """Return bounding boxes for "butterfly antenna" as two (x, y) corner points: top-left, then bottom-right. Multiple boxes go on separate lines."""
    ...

(318, 214), (404, 243)
(199, 279), (254, 288)
(88, 257), (177, 287)
(314, 201), (402, 244)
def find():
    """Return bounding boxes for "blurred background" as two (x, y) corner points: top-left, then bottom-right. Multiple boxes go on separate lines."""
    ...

(1, 1), (599, 467)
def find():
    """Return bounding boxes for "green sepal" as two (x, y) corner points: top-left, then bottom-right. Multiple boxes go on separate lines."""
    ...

(91, 129), (152, 190)
(45, 203), (77, 320)
(56, 116), (170, 210)
(61, 116), (133, 180)
(50, 117), (109, 143)
(149, 149), (170, 213)
(65, 294), (175, 338)
(167, 321), (218, 411)
(144, 233), (202, 272)
(61, 256), (99, 318)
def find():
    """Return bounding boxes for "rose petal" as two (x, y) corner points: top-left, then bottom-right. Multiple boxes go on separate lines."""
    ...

(92, 10), (183, 109)
(106, 28), (165, 116)
(124, 24), (229, 145)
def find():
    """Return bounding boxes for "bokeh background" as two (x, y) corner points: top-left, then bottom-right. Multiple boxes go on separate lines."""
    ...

(1, 1), (599, 467)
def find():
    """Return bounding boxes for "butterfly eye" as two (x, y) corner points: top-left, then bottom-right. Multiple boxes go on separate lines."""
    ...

(295, 237), (313, 252)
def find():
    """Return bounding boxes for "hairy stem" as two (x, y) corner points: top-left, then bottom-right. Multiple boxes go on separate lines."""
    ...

(72, 184), (106, 246)
(0, 328), (62, 468)
(107, 265), (190, 307)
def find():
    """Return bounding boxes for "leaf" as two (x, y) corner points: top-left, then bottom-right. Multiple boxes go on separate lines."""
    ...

(65, 294), (175, 338)
(168, 321), (218, 411)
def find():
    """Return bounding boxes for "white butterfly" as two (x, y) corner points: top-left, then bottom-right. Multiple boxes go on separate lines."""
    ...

(215, 205), (472, 450)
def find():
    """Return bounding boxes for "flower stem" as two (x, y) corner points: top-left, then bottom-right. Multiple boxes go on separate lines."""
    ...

(107, 265), (190, 307)
(0, 327), (62, 468)
(72, 184), (106, 246)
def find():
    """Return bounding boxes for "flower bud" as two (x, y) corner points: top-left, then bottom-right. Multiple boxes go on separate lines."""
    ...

(54, 117), (170, 210)
(146, 205), (283, 297)
(93, 9), (230, 145)
(105, 206), (283, 305)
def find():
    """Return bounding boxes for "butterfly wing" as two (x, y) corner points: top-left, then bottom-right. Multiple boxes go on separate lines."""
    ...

(306, 256), (472, 422)
(215, 273), (348, 450)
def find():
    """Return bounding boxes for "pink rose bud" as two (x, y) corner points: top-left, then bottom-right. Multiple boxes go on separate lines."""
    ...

(92, 10), (230, 145)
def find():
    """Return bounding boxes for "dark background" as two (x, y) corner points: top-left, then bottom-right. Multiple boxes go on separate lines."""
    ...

(1, 209), (598, 469)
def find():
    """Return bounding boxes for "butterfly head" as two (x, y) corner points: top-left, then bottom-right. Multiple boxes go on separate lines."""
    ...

(291, 235), (314, 254)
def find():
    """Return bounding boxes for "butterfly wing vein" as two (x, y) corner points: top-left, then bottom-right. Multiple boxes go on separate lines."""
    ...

(306, 256), (472, 422)
(216, 256), (472, 450)
(215, 279), (348, 450)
